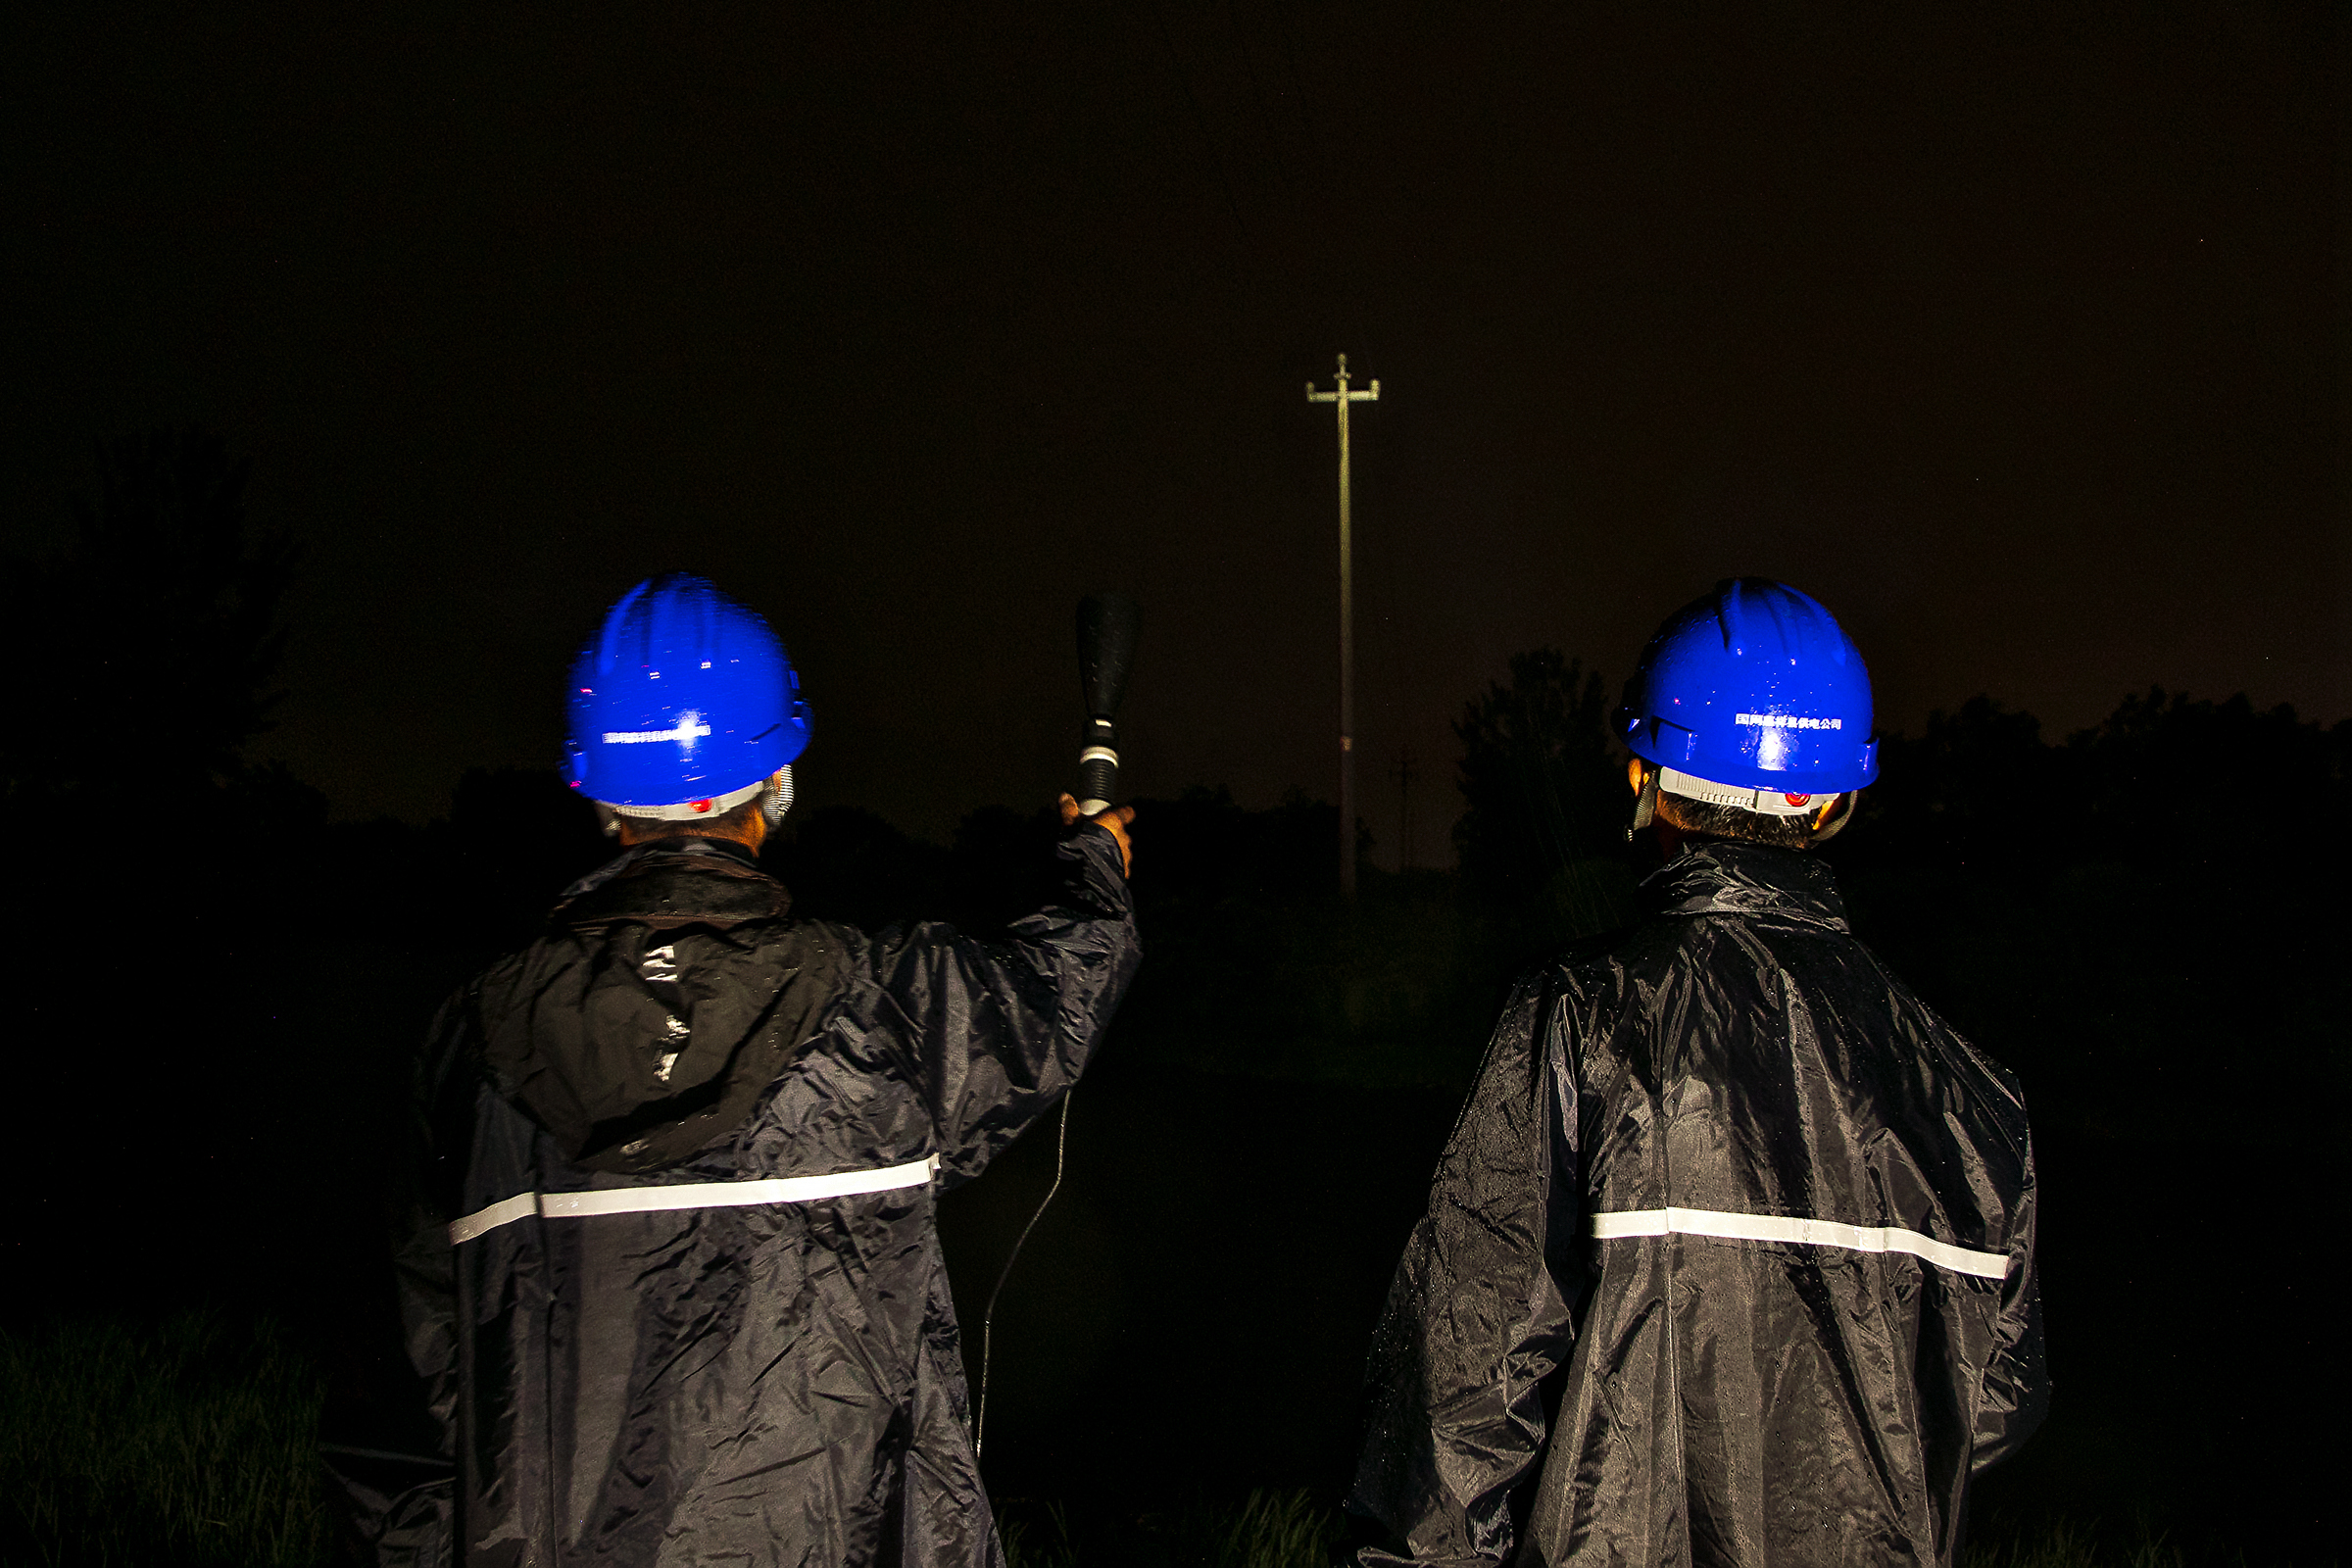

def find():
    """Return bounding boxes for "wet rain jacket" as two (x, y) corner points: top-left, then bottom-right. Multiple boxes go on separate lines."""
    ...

(1351, 841), (2044, 1567)
(358, 827), (1137, 1568)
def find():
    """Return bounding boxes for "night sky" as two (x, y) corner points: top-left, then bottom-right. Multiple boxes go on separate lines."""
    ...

(5, 5), (2340, 855)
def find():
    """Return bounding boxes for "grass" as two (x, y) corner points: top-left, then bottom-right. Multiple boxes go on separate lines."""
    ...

(0, 1311), (329, 1568)
(1006, 1500), (2272, 1568)
(0, 1313), (2296, 1568)
(1004, 1489), (1340, 1568)
(1196, 1490), (1344, 1568)
(1962, 1520), (2261, 1568)
(999, 1500), (1081, 1568)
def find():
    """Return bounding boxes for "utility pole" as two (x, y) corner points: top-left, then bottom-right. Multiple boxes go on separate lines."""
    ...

(1306, 353), (1379, 897)
(1393, 747), (1417, 870)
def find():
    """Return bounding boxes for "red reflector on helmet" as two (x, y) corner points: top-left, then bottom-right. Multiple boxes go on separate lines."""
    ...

(690, 799), (713, 813)
(1785, 793), (1812, 807)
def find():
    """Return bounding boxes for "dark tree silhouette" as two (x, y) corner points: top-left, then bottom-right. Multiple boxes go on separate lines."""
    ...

(0, 429), (296, 809)
(1451, 649), (1624, 902)
(2066, 686), (2349, 856)
(1843, 696), (2056, 873)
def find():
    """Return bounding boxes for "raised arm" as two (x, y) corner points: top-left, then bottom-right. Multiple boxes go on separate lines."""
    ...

(865, 817), (1140, 1180)
(1350, 975), (1583, 1567)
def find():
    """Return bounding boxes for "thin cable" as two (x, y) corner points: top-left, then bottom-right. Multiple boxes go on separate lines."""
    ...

(973, 1086), (1073, 1460)
(1140, 0), (1248, 237)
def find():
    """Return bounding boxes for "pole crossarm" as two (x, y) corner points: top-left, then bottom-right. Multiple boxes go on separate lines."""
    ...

(1304, 352), (1381, 404)
(1304, 353), (1379, 897)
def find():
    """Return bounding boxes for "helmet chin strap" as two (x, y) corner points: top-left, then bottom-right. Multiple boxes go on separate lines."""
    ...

(760, 766), (795, 828)
(1626, 766), (1660, 842)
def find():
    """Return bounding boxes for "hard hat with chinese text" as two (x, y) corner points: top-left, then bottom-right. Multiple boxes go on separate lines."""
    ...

(1619, 577), (1877, 807)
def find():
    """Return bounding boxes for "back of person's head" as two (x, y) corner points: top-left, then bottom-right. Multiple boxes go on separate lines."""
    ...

(1618, 578), (1877, 850)
(564, 573), (812, 843)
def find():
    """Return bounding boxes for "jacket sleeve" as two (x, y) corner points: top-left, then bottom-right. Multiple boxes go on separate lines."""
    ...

(1972, 1132), (2049, 1471)
(1349, 974), (1583, 1567)
(867, 823), (1139, 1180)
(327, 995), (470, 1567)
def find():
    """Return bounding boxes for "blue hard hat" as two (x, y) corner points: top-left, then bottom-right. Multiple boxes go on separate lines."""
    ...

(1619, 578), (1878, 795)
(564, 573), (811, 808)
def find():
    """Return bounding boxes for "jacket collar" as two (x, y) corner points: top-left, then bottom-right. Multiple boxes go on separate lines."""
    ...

(626, 834), (760, 866)
(1642, 838), (1847, 929)
(555, 834), (769, 907)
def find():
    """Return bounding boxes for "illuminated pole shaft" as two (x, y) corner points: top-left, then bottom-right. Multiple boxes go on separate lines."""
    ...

(1306, 353), (1380, 897)
(1339, 383), (1355, 896)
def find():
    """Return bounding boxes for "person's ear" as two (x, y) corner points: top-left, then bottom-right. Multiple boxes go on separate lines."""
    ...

(1628, 757), (1646, 796)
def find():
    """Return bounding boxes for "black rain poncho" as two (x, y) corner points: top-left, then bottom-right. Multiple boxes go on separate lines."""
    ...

(1350, 840), (2044, 1566)
(348, 826), (1138, 1568)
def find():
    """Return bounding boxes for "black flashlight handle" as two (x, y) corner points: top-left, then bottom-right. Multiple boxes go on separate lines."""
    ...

(1076, 716), (1119, 815)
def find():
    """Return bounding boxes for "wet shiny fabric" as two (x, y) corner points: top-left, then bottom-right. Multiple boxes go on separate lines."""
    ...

(362, 829), (1138, 1568)
(1351, 841), (2044, 1567)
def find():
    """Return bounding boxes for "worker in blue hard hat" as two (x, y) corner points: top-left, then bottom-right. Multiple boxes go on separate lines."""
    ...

(339, 573), (1138, 1568)
(1350, 579), (2045, 1567)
